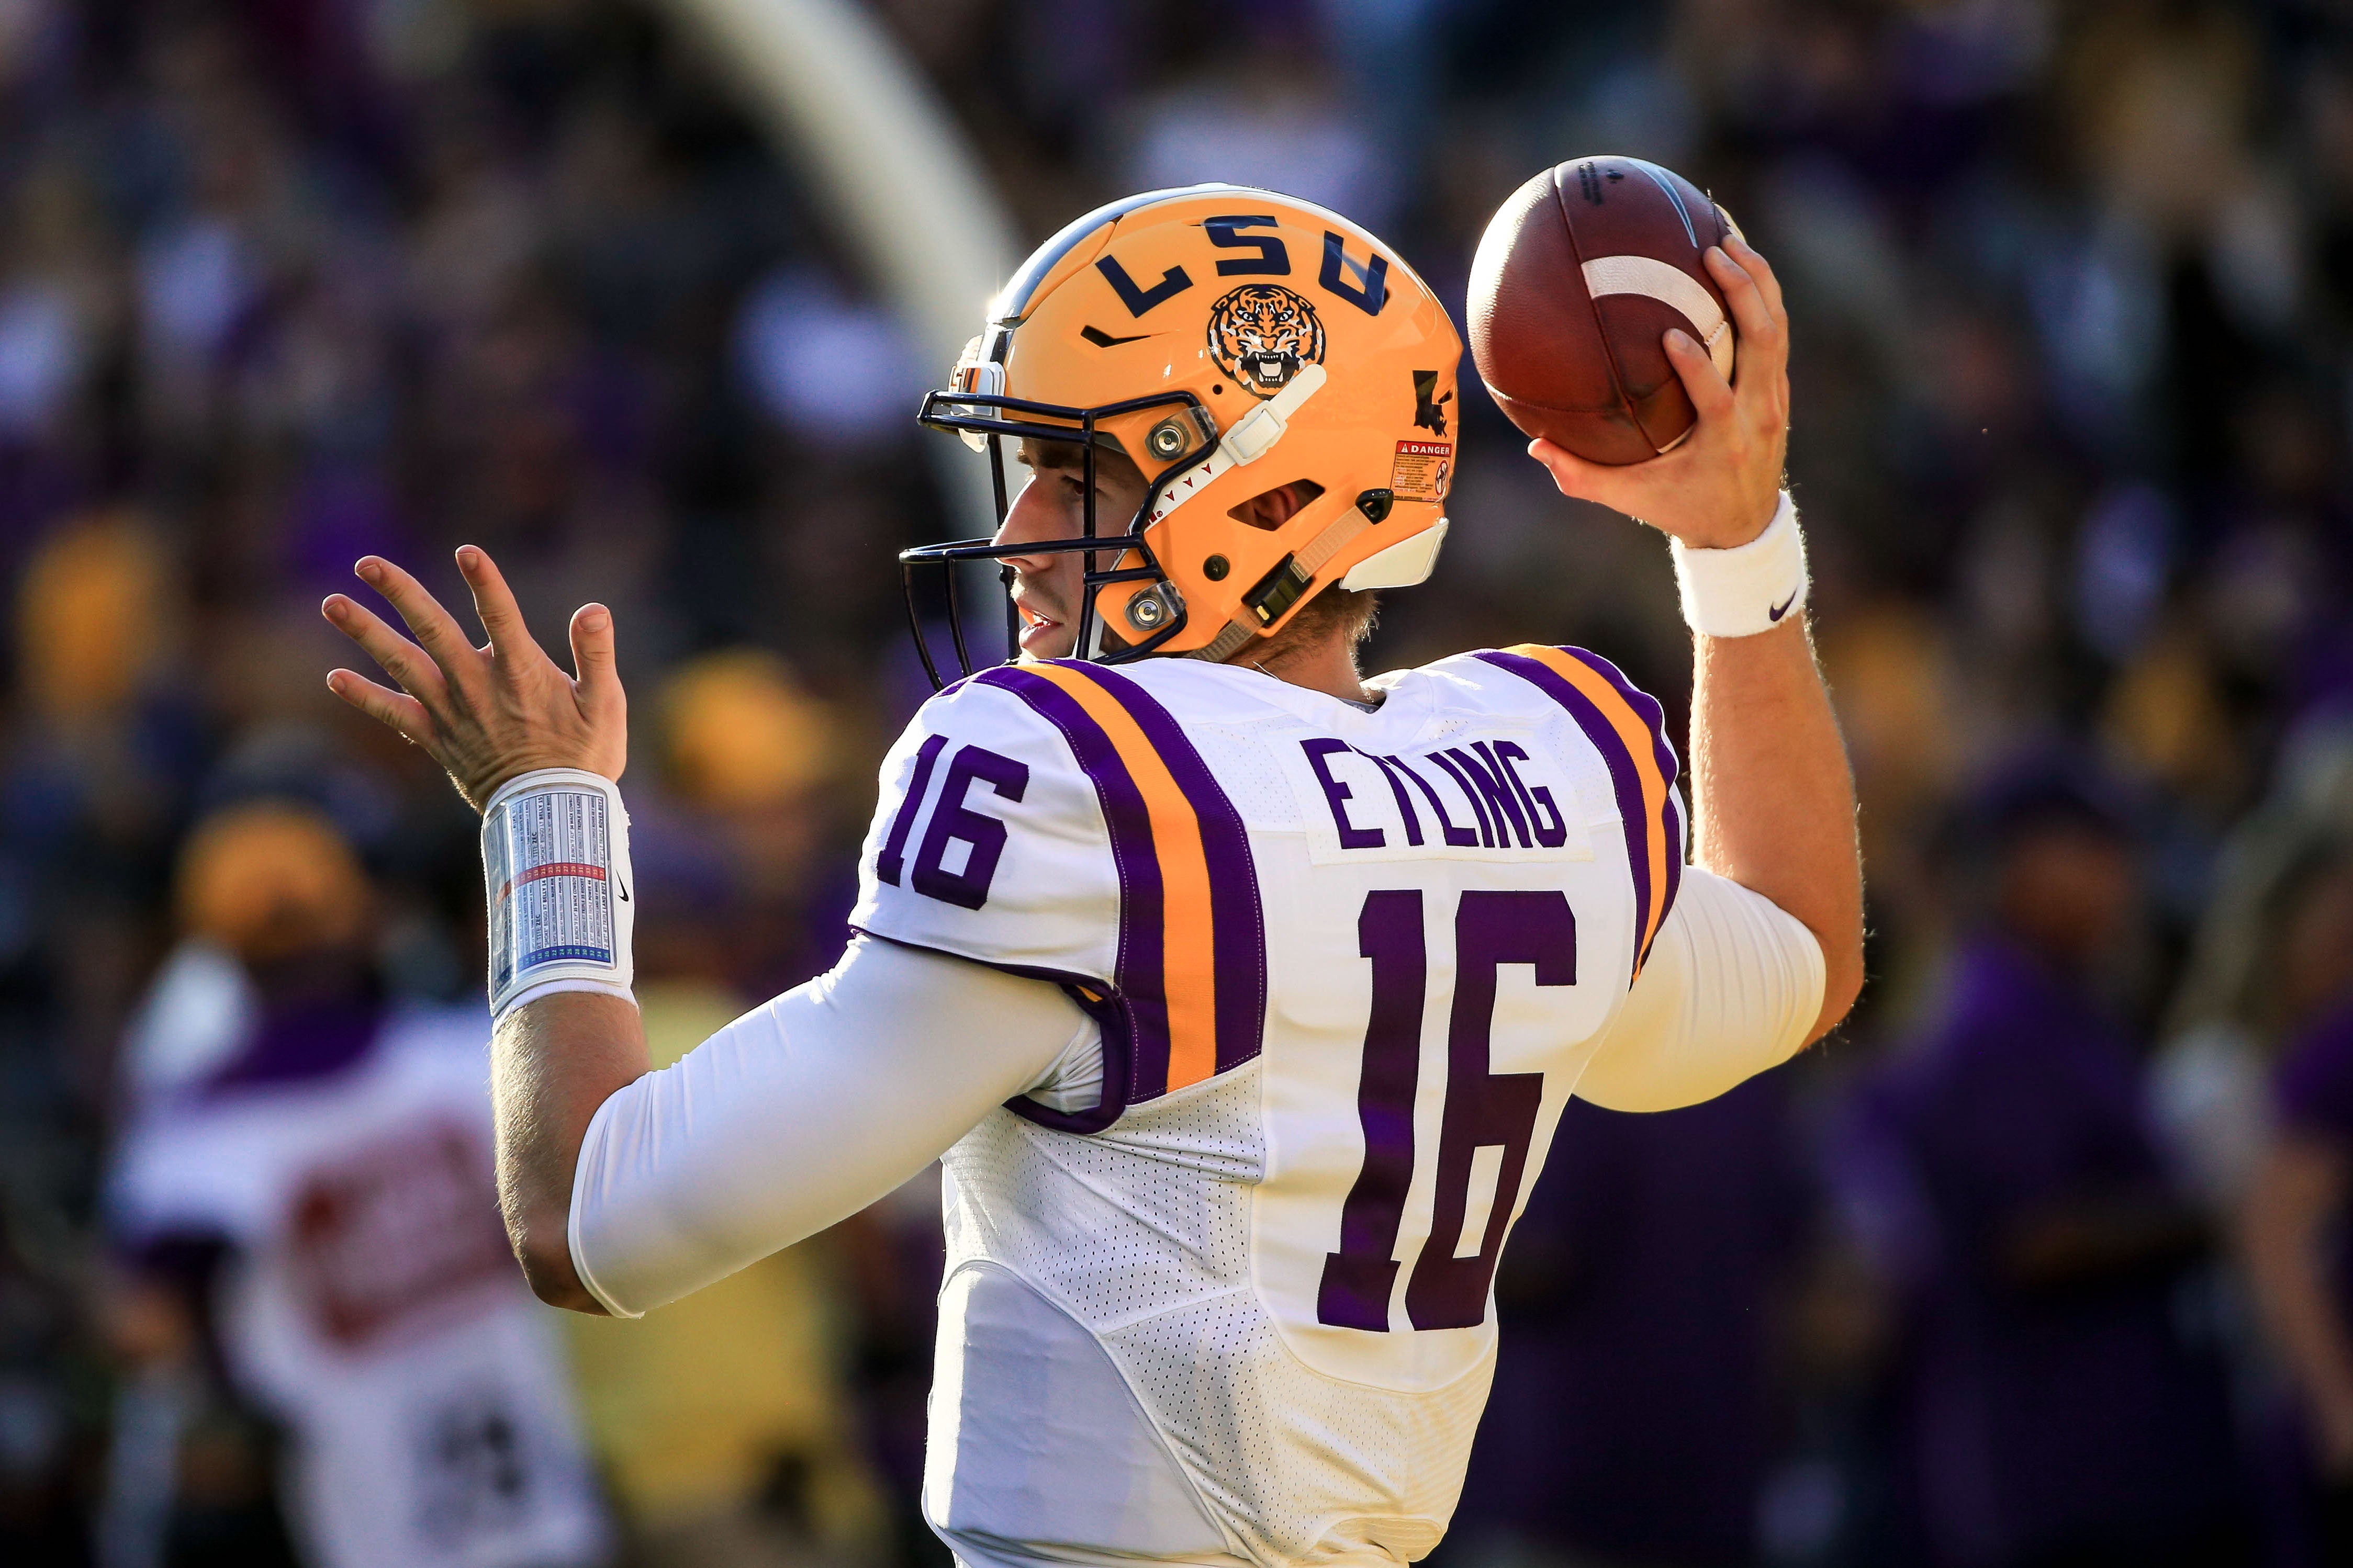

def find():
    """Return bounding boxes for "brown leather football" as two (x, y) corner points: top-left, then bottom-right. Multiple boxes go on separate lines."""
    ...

(1467, 156), (1740, 465)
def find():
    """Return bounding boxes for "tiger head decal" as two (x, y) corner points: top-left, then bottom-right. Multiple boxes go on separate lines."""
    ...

(1206, 285), (1327, 400)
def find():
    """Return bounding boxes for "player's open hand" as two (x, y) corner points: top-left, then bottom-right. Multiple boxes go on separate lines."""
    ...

(1526, 235), (1790, 551)
(322, 548), (625, 810)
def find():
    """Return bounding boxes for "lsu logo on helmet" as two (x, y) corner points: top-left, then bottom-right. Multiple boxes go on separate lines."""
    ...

(1207, 285), (1327, 399)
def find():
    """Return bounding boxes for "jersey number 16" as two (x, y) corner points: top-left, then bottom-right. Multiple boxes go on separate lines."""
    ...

(1318, 888), (1575, 1333)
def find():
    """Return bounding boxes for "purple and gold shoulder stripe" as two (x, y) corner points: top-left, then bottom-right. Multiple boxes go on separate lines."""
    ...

(1475, 646), (1685, 982)
(976, 662), (1268, 1107)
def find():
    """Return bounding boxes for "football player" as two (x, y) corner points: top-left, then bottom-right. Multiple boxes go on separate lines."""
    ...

(322, 186), (1861, 1568)
(107, 802), (608, 1568)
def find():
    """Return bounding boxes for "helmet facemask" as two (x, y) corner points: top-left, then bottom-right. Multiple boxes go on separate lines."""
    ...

(902, 371), (1221, 687)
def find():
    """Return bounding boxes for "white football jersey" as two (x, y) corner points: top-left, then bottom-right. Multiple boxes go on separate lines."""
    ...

(108, 1007), (609, 1568)
(851, 647), (1688, 1568)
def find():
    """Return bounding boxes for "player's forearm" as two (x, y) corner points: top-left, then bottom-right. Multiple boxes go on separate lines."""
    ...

(491, 991), (648, 1313)
(1687, 615), (1863, 1041)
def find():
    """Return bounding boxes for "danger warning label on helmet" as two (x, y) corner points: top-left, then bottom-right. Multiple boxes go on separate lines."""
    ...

(1392, 439), (1453, 502)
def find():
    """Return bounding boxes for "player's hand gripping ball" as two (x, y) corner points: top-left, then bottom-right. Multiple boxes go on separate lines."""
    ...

(1469, 156), (1742, 466)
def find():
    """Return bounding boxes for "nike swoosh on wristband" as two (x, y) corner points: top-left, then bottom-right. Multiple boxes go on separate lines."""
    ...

(1768, 591), (1798, 622)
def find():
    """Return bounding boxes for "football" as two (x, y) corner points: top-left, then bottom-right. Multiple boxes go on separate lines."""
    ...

(1467, 156), (1741, 466)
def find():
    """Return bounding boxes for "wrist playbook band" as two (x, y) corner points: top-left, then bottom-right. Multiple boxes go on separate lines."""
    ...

(481, 768), (636, 1020)
(1670, 490), (1809, 638)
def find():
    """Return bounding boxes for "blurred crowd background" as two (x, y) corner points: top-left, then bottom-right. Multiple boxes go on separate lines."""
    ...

(6, 1), (2353, 1565)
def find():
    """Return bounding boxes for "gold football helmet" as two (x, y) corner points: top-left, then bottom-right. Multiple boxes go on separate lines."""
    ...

(905, 184), (1463, 684)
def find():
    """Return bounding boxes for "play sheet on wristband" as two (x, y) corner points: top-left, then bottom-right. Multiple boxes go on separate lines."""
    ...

(486, 787), (616, 996)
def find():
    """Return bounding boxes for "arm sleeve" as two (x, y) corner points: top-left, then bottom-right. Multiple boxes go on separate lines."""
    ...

(1571, 865), (1826, 1113)
(567, 934), (1091, 1318)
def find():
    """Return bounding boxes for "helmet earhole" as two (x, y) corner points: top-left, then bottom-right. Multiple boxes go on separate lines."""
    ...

(1204, 555), (1230, 581)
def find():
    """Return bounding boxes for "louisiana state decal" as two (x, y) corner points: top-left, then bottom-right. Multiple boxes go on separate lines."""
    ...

(1207, 284), (1327, 398)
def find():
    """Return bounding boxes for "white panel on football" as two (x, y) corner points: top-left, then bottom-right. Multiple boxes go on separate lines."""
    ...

(1453, 1143), (1508, 1259)
(1580, 254), (1737, 380)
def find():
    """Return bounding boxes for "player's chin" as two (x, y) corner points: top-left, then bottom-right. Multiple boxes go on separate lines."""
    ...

(1017, 612), (1077, 660)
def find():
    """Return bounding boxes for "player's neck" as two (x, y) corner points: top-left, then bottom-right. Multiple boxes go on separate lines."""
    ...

(1225, 625), (1374, 706)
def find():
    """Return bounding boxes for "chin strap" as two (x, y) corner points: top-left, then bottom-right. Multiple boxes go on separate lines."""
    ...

(1192, 622), (1259, 663)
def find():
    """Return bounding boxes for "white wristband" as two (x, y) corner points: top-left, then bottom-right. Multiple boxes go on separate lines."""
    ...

(481, 768), (636, 1021)
(1669, 490), (1808, 637)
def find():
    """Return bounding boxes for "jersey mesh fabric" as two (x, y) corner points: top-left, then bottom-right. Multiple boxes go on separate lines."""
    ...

(1182, 719), (1316, 824)
(940, 1064), (1493, 1568)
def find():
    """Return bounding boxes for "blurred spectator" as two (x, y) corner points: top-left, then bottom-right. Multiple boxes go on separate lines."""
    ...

(1831, 760), (2250, 1567)
(2155, 725), (2353, 1217)
(8, 512), (200, 1092)
(734, 265), (924, 452)
(655, 648), (856, 999)
(2244, 841), (2353, 1559)
(1440, 1077), (1809, 1568)
(101, 802), (607, 1568)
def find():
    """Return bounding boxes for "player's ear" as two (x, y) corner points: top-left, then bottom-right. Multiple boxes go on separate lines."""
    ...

(1228, 479), (1326, 532)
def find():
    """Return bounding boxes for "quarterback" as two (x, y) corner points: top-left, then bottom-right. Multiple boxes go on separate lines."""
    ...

(323, 186), (1862, 1568)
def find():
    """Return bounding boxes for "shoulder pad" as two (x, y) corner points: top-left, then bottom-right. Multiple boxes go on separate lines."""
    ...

(1471, 645), (1686, 982)
(851, 662), (1268, 1107)
(854, 675), (1120, 984)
